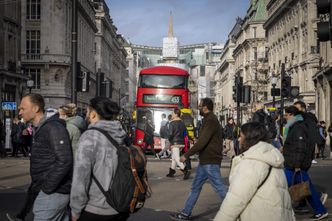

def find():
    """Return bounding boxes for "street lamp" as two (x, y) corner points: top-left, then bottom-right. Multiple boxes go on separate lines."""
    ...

(27, 79), (34, 94)
(271, 76), (278, 108)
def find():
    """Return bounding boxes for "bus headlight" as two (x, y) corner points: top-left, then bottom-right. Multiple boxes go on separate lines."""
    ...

(137, 139), (143, 145)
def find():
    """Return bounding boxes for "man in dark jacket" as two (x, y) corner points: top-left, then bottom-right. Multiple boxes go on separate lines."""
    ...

(252, 102), (277, 141)
(170, 98), (227, 221)
(17, 94), (73, 220)
(283, 106), (328, 220)
(294, 101), (324, 162)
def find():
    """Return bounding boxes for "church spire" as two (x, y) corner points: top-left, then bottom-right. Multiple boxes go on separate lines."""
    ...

(168, 11), (173, 37)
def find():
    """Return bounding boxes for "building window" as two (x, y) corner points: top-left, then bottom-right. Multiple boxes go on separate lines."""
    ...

(253, 27), (257, 38)
(200, 66), (205, 76)
(27, 68), (41, 89)
(26, 0), (41, 20)
(26, 30), (40, 59)
(253, 47), (257, 60)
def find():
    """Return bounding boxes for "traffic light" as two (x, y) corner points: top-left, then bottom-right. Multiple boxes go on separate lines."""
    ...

(281, 76), (291, 97)
(242, 85), (251, 103)
(232, 76), (243, 102)
(232, 85), (237, 102)
(317, 0), (332, 43)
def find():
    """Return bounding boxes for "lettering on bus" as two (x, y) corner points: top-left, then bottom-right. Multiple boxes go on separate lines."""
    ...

(143, 94), (182, 104)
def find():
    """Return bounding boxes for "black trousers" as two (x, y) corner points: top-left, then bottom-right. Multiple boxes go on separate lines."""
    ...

(78, 211), (129, 221)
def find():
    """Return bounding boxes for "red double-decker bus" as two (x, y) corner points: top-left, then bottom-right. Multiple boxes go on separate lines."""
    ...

(134, 66), (190, 150)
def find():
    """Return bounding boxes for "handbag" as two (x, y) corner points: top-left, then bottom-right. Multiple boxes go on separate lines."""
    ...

(288, 170), (311, 202)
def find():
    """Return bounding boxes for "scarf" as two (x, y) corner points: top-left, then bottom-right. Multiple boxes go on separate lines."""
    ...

(283, 114), (303, 142)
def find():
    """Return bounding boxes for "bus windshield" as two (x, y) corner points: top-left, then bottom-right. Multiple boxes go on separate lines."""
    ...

(139, 75), (187, 89)
(136, 107), (174, 135)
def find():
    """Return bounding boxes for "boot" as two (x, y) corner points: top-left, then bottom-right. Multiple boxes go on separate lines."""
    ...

(181, 167), (191, 180)
(166, 168), (176, 177)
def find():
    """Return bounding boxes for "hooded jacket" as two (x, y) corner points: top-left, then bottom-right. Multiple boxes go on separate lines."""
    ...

(214, 141), (295, 221)
(70, 120), (127, 218)
(30, 114), (73, 194)
(65, 116), (85, 154)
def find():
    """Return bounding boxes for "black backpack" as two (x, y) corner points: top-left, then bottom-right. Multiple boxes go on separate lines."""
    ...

(264, 114), (277, 139)
(89, 127), (151, 213)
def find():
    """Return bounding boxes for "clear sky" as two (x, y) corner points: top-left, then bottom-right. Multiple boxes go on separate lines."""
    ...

(106, 0), (250, 47)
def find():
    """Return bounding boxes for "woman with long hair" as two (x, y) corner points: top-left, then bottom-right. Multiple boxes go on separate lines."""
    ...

(214, 122), (294, 221)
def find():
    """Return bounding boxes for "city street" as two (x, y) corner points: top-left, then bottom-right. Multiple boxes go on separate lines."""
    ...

(0, 157), (331, 221)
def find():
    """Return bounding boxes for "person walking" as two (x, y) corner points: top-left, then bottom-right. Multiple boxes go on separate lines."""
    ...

(214, 122), (295, 221)
(158, 113), (170, 159)
(223, 117), (236, 158)
(0, 118), (6, 158)
(318, 121), (327, 159)
(58, 103), (84, 155)
(294, 101), (323, 163)
(143, 112), (157, 157)
(170, 98), (226, 221)
(283, 106), (328, 220)
(10, 117), (26, 157)
(18, 93), (73, 221)
(166, 108), (190, 179)
(252, 102), (277, 142)
(328, 124), (332, 159)
(70, 97), (129, 221)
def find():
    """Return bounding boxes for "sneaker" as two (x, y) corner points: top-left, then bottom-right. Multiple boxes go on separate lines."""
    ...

(6, 213), (23, 221)
(310, 212), (328, 220)
(170, 212), (191, 221)
(312, 159), (318, 164)
(320, 193), (328, 205)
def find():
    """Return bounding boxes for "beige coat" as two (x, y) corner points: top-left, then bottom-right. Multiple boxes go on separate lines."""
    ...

(214, 141), (295, 221)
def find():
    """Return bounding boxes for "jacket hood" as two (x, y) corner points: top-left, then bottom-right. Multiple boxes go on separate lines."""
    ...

(88, 120), (127, 144)
(241, 141), (284, 168)
(66, 116), (86, 130)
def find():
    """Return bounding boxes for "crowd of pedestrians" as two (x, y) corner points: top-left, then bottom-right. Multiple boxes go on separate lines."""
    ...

(1, 93), (331, 221)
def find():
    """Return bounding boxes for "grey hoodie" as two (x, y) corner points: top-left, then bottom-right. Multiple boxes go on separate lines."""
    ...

(70, 120), (127, 218)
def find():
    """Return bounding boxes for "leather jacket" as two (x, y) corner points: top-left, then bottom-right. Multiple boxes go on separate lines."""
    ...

(168, 119), (186, 145)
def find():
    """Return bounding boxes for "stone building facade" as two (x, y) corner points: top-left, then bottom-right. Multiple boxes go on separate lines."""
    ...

(94, 0), (127, 106)
(214, 2), (269, 124)
(0, 0), (24, 119)
(230, 0), (269, 122)
(214, 18), (240, 125)
(21, 0), (98, 111)
(313, 40), (332, 124)
(264, 0), (319, 111)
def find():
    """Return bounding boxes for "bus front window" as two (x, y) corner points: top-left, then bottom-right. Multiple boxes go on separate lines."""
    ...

(140, 75), (187, 89)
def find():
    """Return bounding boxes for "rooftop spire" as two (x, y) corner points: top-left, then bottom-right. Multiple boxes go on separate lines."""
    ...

(168, 11), (173, 37)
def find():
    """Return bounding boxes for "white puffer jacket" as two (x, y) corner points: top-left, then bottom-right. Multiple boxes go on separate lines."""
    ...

(214, 141), (295, 221)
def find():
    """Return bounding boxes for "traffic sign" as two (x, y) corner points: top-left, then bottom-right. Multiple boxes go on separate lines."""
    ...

(1, 102), (17, 111)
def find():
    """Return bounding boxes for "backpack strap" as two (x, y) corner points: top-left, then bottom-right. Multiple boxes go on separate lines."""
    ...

(86, 127), (120, 195)
(87, 127), (120, 150)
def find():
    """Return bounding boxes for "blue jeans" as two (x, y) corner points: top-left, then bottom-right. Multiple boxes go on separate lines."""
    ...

(33, 190), (70, 221)
(181, 164), (227, 216)
(284, 168), (327, 215)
